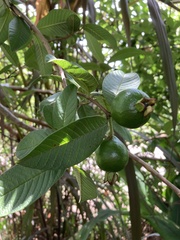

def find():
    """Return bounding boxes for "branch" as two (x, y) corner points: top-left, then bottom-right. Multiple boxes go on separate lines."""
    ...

(129, 152), (180, 198)
(0, 103), (36, 131)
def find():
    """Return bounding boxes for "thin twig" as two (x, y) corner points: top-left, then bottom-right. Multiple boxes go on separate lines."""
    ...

(129, 152), (180, 198)
(78, 92), (111, 118)
(0, 103), (35, 131)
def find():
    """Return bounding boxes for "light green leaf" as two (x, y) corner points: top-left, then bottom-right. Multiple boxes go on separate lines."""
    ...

(148, 0), (178, 129)
(18, 116), (107, 170)
(40, 84), (77, 129)
(0, 165), (64, 217)
(73, 166), (97, 202)
(85, 31), (104, 62)
(74, 210), (119, 240)
(47, 57), (98, 92)
(9, 16), (32, 51)
(33, 35), (52, 75)
(1, 43), (20, 66)
(109, 48), (149, 62)
(102, 70), (140, 104)
(0, 9), (13, 44)
(37, 9), (80, 39)
(83, 24), (117, 49)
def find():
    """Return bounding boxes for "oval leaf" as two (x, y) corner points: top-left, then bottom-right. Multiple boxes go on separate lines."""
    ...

(18, 116), (108, 170)
(102, 70), (140, 104)
(9, 16), (32, 51)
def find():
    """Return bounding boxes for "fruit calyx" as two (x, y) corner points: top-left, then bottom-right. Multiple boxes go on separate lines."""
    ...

(135, 97), (156, 116)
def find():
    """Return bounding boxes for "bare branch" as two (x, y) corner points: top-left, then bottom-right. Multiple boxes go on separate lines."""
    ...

(0, 103), (36, 131)
(129, 152), (180, 198)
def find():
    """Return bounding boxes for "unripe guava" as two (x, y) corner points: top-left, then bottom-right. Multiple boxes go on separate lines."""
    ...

(111, 88), (155, 128)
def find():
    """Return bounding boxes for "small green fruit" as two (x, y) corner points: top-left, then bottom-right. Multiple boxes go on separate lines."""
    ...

(95, 136), (129, 172)
(111, 88), (155, 128)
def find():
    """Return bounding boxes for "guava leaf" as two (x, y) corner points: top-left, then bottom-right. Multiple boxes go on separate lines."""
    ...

(74, 210), (119, 240)
(9, 16), (32, 51)
(16, 128), (53, 160)
(46, 56), (98, 93)
(37, 9), (80, 39)
(18, 116), (107, 170)
(0, 165), (64, 217)
(0, 9), (13, 44)
(85, 31), (104, 63)
(40, 84), (77, 129)
(102, 70), (140, 105)
(73, 166), (97, 202)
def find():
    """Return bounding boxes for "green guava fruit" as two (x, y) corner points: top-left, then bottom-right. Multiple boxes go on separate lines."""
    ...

(95, 136), (129, 172)
(111, 88), (155, 128)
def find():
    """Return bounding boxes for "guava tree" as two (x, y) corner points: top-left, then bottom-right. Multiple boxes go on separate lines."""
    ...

(0, 0), (180, 239)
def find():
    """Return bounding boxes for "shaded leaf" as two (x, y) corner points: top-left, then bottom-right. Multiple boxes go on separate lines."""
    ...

(74, 210), (119, 240)
(148, 0), (178, 129)
(47, 56), (98, 92)
(120, 0), (131, 46)
(109, 48), (149, 62)
(40, 84), (77, 129)
(37, 9), (80, 39)
(18, 116), (107, 170)
(33, 35), (52, 75)
(73, 166), (97, 202)
(0, 9), (13, 44)
(0, 165), (64, 217)
(1, 43), (19, 66)
(85, 31), (104, 62)
(9, 16), (32, 51)
(102, 70), (140, 104)
(83, 24), (117, 49)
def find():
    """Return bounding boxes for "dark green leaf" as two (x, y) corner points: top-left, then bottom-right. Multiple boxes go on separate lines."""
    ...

(1, 43), (19, 66)
(83, 24), (117, 49)
(18, 116), (107, 170)
(37, 9), (80, 39)
(148, 0), (178, 129)
(47, 56), (98, 92)
(73, 166), (97, 202)
(0, 165), (64, 217)
(9, 16), (32, 51)
(109, 48), (149, 62)
(0, 9), (13, 44)
(85, 31), (104, 62)
(40, 84), (77, 129)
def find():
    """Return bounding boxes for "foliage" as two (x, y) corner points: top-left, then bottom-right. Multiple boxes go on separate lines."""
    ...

(0, 0), (180, 239)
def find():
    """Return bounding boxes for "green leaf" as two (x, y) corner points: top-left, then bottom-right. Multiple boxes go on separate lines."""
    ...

(145, 215), (180, 240)
(47, 56), (98, 92)
(16, 128), (53, 160)
(33, 35), (52, 75)
(40, 84), (77, 129)
(109, 48), (149, 62)
(0, 165), (64, 217)
(37, 9), (80, 39)
(147, 0), (178, 129)
(102, 70), (140, 104)
(113, 121), (132, 143)
(73, 166), (97, 202)
(0, 9), (13, 44)
(18, 116), (107, 170)
(9, 16), (32, 51)
(78, 104), (97, 118)
(83, 24), (117, 49)
(85, 31), (104, 62)
(74, 210), (119, 240)
(1, 43), (20, 66)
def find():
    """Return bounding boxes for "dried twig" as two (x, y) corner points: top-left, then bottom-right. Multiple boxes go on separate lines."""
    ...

(129, 152), (180, 198)
(0, 103), (35, 131)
